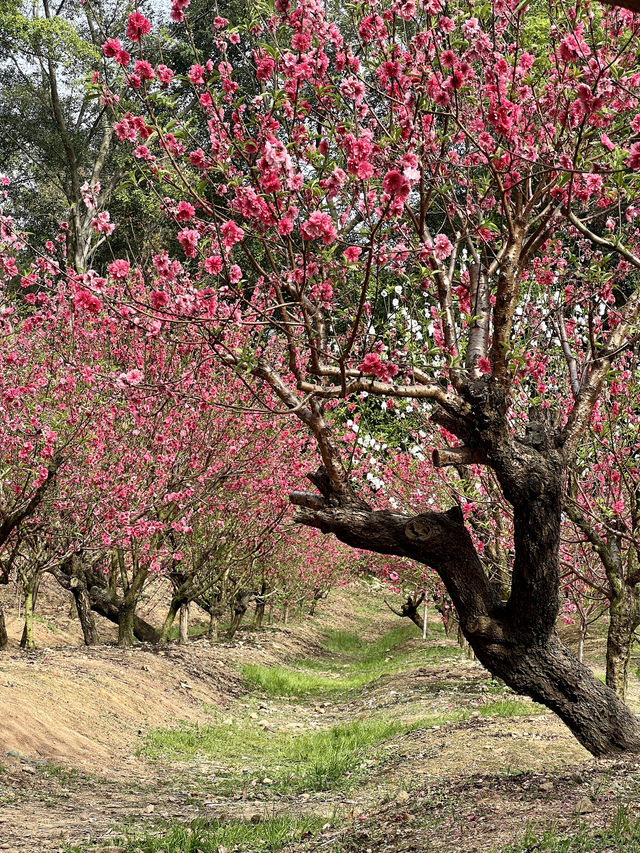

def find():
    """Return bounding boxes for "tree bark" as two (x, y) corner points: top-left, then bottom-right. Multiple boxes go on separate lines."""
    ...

(227, 589), (252, 639)
(160, 598), (181, 643)
(88, 586), (160, 644)
(0, 603), (7, 649)
(292, 464), (640, 756)
(118, 601), (136, 647)
(607, 590), (639, 703)
(253, 600), (266, 630)
(73, 583), (99, 646)
(578, 621), (585, 665)
(208, 608), (219, 643)
(253, 582), (268, 630)
(386, 593), (425, 631)
(178, 603), (189, 645)
(21, 582), (36, 651)
(564, 503), (640, 704)
(69, 565), (99, 646)
(51, 561), (160, 644)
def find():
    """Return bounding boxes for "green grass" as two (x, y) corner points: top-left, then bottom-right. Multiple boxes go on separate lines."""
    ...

(166, 624), (209, 641)
(143, 715), (429, 794)
(66, 814), (325, 853)
(241, 624), (460, 698)
(241, 664), (347, 696)
(143, 695), (540, 797)
(495, 807), (640, 851)
(33, 613), (61, 634)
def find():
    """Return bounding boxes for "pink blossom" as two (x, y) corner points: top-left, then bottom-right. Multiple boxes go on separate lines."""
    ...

(600, 133), (615, 152)
(149, 291), (169, 309)
(256, 55), (275, 81)
(91, 211), (115, 235)
(300, 211), (337, 244)
(118, 369), (143, 386)
(126, 12), (151, 42)
(229, 264), (243, 283)
(344, 246), (362, 262)
(177, 228), (200, 258)
(433, 234), (453, 260)
(170, 0), (190, 22)
(156, 64), (174, 87)
(103, 38), (122, 58)
(277, 217), (294, 236)
(220, 220), (244, 250)
(188, 64), (206, 85)
(108, 259), (130, 280)
(382, 170), (410, 201)
(626, 143), (640, 170)
(134, 60), (154, 80)
(477, 357), (492, 375)
(204, 255), (223, 274)
(74, 289), (102, 314)
(358, 352), (399, 382)
(340, 77), (366, 104)
(176, 201), (196, 221)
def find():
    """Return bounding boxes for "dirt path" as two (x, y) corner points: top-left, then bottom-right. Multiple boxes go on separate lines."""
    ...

(2, 591), (640, 852)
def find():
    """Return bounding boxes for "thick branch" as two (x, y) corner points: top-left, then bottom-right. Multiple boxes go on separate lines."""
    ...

(433, 446), (486, 468)
(291, 495), (500, 623)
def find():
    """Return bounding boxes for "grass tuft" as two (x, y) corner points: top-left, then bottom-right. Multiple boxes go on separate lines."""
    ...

(495, 807), (640, 851)
(241, 624), (460, 698)
(143, 715), (428, 794)
(66, 814), (325, 853)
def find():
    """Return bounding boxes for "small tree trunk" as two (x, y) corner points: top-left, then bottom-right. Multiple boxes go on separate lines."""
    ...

(160, 598), (181, 643)
(118, 601), (136, 648)
(0, 602), (8, 649)
(268, 602), (274, 625)
(606, 592), (637, 702)
(21, 584), (35, 651)
(422, 601), (428, 640)
(282, 601), (289, 625)
(178, 603), (189, 645)
(70, 571), (99, 646)
(444, 613), (458, 638)
(208, 608), (219, 643)
(227, 608), (245, 640)
(577, 618), (587, 665)
(253, 600), (266, 631)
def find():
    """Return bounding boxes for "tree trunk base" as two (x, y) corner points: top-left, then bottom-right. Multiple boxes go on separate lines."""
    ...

(472, 630), (640, 756)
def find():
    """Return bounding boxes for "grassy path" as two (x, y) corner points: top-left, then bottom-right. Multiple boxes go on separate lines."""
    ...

(66, 610), (550, 852)
(4, 590), (640, 852)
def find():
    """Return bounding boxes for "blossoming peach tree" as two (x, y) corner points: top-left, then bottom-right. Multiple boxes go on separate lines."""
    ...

(0, 204), (353, 647)
(92, 0), (640, 754)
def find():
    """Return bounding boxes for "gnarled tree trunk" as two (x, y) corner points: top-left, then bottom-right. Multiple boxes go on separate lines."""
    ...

(291, 394), (640, 757)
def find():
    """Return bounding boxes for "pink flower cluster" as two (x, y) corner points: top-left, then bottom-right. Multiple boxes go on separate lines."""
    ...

(300, 211), (337, 244)
(126, 12), (151, 42)
(357, 352), (399, 383)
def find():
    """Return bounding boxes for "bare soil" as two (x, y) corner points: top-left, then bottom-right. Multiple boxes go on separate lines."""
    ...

(1, 587), (640, 853)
